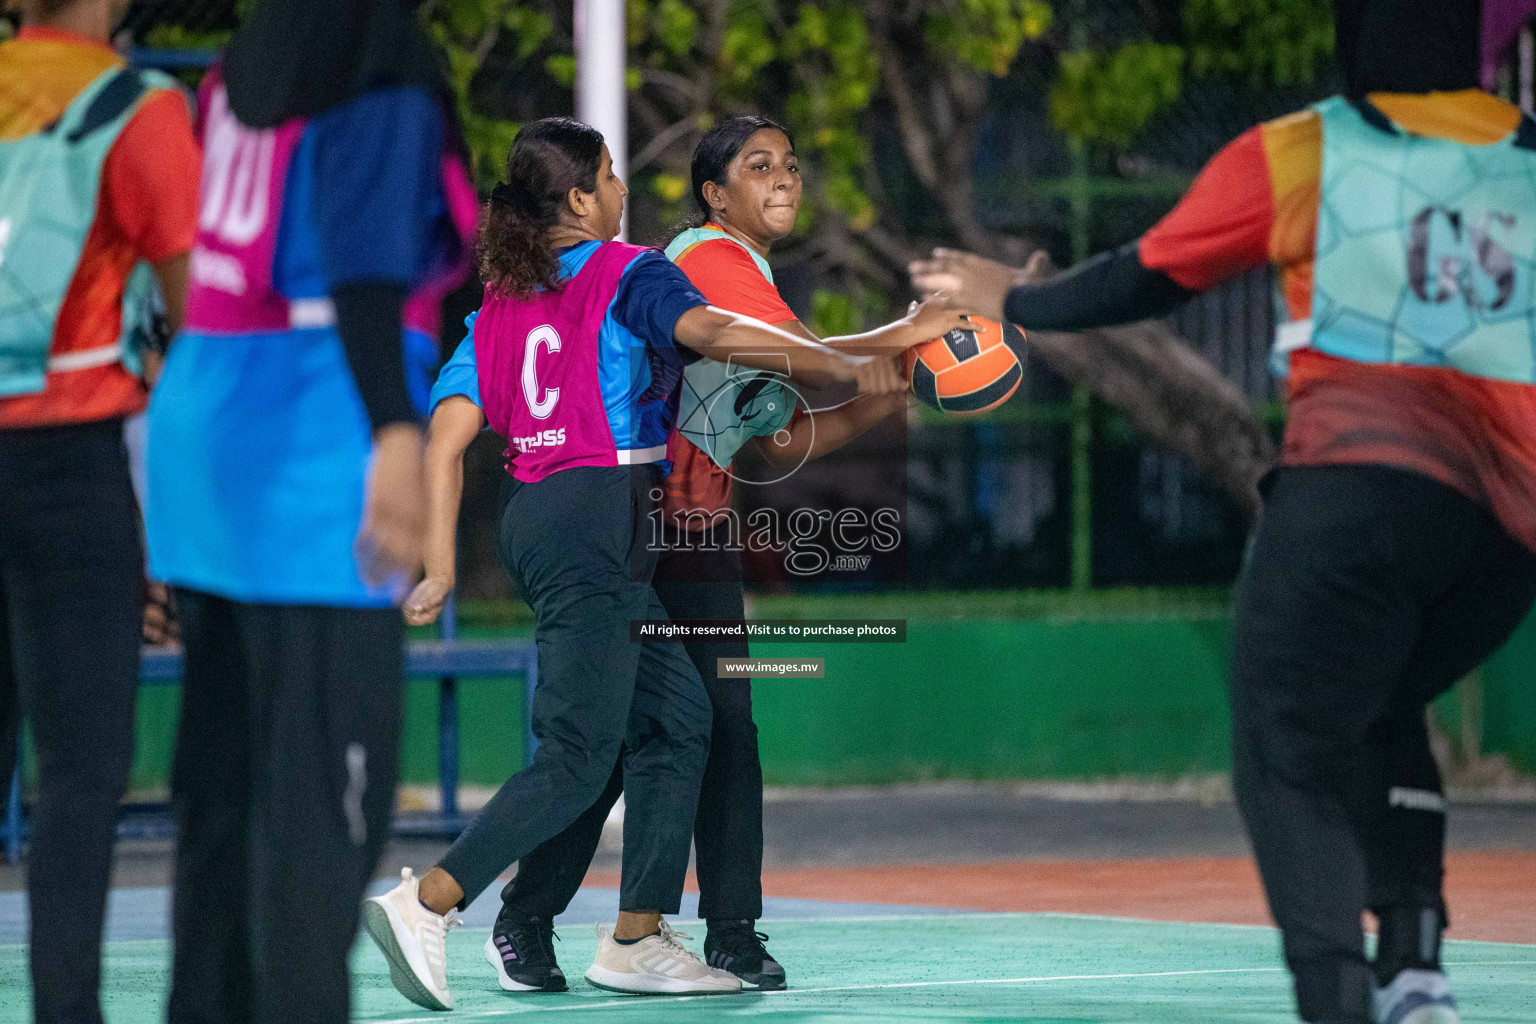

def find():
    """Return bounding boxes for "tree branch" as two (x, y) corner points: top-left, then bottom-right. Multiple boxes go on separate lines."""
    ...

(873, 37), (942, 193)
(629, 90), (670, 137)
(630, 115), (700, 174)
(640, 67), (702, 108)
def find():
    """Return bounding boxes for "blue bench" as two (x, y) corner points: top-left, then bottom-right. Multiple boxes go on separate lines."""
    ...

(1, 602), (536, 862)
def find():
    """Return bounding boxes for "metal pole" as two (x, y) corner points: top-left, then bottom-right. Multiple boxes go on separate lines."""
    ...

(575, 0), (628, 239)
(1068, 138), (1093, 593)
(1066, 2), (1092, 593)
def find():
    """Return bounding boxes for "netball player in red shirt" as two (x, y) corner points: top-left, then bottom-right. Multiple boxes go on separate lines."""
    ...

(912, 4), (1524, 1021)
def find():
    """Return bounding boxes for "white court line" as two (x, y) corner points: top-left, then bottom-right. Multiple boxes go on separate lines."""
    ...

(1031, 911), (1277, 932)
(372, 959), (1536, 1023)
(750, 911), (1008, 925)
(1026, 914), (1536, 951)
(373, 968), (1284, 1022)
(751, 911), (1536, 949)
(759, 966), (1288, 996)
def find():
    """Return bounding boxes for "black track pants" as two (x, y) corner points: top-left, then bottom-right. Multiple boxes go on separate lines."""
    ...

(0, 420), (142, 1024)
(166, 592), (403, 1024)
(1230, 465), (1536, 1023)
(500, 533), (765, 924)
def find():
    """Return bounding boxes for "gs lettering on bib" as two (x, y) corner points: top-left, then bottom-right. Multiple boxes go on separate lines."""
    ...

(1291, 96), (1536, 383)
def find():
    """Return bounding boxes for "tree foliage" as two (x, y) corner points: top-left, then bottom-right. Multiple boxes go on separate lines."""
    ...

(419, 0), (1334, 503)
(422, 0), (552, 184)
(139, 0), (1336, 505)
(1049, 41), (1185, 150)
(1184, 0), (1334, 85)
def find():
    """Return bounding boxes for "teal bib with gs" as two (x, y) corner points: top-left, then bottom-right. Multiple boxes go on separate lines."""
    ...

(1297, 96), (1536, 383)
(0, 66), (177, 398)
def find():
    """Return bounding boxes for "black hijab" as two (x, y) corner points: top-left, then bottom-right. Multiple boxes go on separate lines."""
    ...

(1335, 0), (1482, 96)
(223, 0), (448, 129)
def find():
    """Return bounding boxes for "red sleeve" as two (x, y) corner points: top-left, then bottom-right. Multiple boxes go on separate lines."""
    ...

(673, 239), (798, 324)
(1137, 126), (1274, 292)
(101, 89), (202, 264)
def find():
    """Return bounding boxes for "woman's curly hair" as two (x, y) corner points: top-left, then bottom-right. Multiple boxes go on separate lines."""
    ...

(479, 117), (604, 297)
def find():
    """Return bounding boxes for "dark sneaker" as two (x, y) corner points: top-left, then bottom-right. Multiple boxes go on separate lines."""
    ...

(484, 914), (567, 992)
(704, 920), (786, 990)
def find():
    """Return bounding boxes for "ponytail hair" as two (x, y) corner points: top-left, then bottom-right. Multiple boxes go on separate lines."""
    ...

(689, 115), (796, 228)
(479, 117), (605, 297)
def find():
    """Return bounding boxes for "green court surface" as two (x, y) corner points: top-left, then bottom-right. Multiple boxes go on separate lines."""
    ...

(11, 913), (1532, 1024)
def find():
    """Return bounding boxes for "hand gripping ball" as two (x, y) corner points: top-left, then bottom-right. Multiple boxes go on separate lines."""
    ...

(903, 316), (1026, 415)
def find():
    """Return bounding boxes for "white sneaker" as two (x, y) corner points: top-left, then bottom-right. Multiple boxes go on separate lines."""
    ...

(363, 868), (461, 1011)
(1374, 969), (1459, 1024)
(583, 920), (743, 995)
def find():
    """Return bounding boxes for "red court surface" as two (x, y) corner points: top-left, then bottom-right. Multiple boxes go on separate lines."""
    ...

(589, 851), (1536, 944)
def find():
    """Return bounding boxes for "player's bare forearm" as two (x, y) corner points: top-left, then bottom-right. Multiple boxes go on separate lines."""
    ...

(421, 396), (483, 586)
(676, 306), (853, 387)
(422, 456), (462, 589)
(152, 252), (190, 338)
(675, 306), (906, 396)
(816, 299), (971, 354)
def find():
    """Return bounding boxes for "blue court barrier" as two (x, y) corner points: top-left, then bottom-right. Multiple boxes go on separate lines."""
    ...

(1, 600), (537, 862)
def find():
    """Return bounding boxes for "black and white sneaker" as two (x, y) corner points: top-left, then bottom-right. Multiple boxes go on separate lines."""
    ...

(704, 920), (786, 990)
(484, 914), (567, 992)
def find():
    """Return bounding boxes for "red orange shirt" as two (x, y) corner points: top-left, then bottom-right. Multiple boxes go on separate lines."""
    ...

(664, 229), (799, 526)
(1137, 90), (1536, 551)
(0, 28), (201, 429)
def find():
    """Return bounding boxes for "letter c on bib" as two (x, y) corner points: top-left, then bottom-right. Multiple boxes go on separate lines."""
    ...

(522, 325), (561, 419)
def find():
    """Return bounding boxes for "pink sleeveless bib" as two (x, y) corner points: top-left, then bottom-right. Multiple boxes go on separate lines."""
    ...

(475, 241), (651, 483)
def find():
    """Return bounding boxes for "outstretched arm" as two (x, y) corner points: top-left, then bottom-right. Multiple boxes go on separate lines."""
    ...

(809, 298), (973, 354)
(674, 306), (906, 396)
(910, 122), (1284, 332)
(910, 246), (1196, 331)
(402, 395), (485, 626)
(750, 311), (913, 465)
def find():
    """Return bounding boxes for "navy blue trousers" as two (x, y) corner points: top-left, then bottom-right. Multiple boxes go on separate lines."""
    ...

(498, 526), (765, 924)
